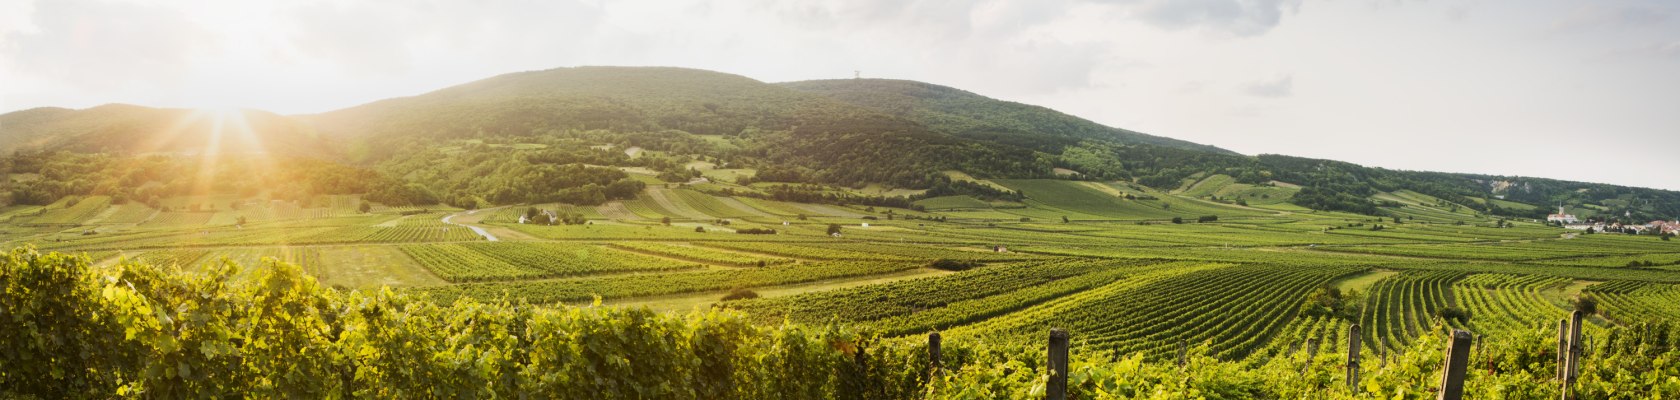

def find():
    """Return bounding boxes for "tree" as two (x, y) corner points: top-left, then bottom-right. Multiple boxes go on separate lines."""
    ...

(358, 202), (372, 213)
(1061, 216), (1069, 223)
(826, 224), (842, 236)
(1172, 217), (1184, 224)
(1574, 295), (1599, 315)
(235, 216), (247, 226)
(661, 216), (672, 226)
(694, 226), (705, 233)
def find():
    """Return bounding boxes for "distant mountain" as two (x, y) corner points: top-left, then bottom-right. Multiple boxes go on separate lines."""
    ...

(0, 104), (330, 156)
(778, 79), (1233, 155)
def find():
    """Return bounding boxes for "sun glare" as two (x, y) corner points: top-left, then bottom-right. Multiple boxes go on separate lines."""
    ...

(183, 106), (271, 198)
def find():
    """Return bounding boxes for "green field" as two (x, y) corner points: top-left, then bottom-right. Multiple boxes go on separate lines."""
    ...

(7, 180), (1680, 398)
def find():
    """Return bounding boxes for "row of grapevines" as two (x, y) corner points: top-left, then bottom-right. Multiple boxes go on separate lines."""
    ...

(396, 244), (552, 282)
(611, 241), (793, 266)
(413, 260), (925, 304)
(459, 241), (699, 276)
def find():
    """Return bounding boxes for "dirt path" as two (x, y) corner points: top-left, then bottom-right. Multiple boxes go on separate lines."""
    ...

(442, 209), (499, 241)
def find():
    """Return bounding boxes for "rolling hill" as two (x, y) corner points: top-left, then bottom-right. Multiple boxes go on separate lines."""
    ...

(4, 66), (1679, 221)
(0, 104), (331, 156)
(778, 78), (1233, 155)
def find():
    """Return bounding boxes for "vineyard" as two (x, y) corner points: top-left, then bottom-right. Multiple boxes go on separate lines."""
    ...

(7, 249), (1680, 399)
(5, 179), (1680, 398)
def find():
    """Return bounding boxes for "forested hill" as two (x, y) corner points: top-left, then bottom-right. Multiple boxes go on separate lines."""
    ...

(778, 79), (1233, 155)
(0, 104), (330, 156)
(299, 66), (1052, 187)
(4, 66), (1679, 220)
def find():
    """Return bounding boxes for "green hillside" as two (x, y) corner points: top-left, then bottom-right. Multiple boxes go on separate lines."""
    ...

(302, 66), (1048, 188)
(778, 78), (1233, 155)
(8, 66), (1680, 221)
(0, 104), (330, 156)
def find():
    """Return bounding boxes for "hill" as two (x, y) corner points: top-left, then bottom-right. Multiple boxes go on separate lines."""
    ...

(6, 66), (1680, 220)
(301, 66), (1050, 188)
(778, 78), (1233, 155)
(0, 104), (331, 156)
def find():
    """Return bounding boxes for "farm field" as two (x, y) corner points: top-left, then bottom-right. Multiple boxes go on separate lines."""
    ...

(6, 179), (1680, 398)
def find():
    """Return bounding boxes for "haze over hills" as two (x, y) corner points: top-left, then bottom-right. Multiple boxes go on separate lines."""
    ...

(3, 66), (1678, 220)
(0, 104), (330, 157)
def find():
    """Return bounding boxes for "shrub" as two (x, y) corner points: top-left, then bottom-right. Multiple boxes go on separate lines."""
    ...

(720, 288), (759, 301)
(1436, 307), (1470, 323)
(928, 259), (982, 271)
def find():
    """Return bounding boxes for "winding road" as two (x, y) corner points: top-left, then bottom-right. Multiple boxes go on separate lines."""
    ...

(442, 209), (499, 241)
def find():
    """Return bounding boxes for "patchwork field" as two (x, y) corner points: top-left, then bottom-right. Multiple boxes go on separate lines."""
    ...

(7, 179), (1679, 371)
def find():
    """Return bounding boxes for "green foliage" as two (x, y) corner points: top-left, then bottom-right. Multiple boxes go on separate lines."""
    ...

(7, 247), (1680, 398)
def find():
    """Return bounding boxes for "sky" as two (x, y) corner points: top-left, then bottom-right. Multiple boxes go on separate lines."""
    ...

(2, 0), (1678, 190)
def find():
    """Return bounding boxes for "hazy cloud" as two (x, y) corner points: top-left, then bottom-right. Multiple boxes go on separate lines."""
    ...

(2, 0), (213, 91)
(1549, 3), (1673, 33)
(1244, 75), (1292, 98)
(1108, 0), (1302, 37)
(3, 0), (1679, 191)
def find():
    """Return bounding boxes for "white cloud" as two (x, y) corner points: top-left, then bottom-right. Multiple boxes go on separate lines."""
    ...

(1243, 74), (1292, 98)
(2, 0), (1679, 190)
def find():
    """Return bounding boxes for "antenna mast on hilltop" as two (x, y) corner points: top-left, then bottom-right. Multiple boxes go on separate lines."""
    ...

(854, 70), (860, 79)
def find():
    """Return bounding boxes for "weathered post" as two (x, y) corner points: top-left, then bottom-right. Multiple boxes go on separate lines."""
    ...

(1048, 328), (1069, 400)
(929, 332), (943, 377)
(1562, 311), (1583, 400)
(1438, 330), (1473, 400)
(1302, 338), (1319, 376)
(1347, 324), (1362, 390)
(1555, 318), (1568, 381)
(1176, 340), (1188, 367)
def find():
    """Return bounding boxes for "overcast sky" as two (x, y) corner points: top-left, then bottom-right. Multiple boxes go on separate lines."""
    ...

(2, 0), (1677, 190)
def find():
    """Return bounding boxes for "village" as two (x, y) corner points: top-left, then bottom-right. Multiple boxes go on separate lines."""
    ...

(1547, 206), (1680, 236)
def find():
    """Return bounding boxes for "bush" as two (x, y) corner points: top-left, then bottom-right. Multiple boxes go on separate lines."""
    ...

(1574, 295), (1599, 315)
(1197, 215), (1218, 223)
(1436, 307), (1471, 323)
(719, 288), (759, 301)
(928, 259), (982, 271)
(735, 228), (778, 235)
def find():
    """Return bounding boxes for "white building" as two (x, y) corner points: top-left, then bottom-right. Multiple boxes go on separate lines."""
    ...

(1547, 206), (1579, 224)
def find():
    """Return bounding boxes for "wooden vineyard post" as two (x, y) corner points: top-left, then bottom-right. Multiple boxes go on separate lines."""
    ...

(1562, 311), (1583, 400)
(1302, 338), (1319, 376)
(1556, 318), (1568, 381)
(1347, 324), (1362, 390)
(1048, 328), (1069, 400)
(929, 332), (943, 379)
(1177, 340), (1188, 368)
(1437, 330), (1473, 400)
